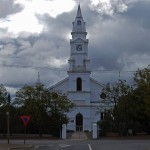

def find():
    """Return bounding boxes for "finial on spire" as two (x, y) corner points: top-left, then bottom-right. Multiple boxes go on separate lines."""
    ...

(37, 72), (41, 84)
(76, 4), (82, 18)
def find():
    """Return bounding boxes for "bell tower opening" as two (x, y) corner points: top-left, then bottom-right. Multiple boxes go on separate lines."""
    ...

(76, 113), (83, 131)
(77, 20), (81, 25)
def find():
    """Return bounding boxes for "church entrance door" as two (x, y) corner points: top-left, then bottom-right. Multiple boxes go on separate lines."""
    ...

(76, 113), (83, 131)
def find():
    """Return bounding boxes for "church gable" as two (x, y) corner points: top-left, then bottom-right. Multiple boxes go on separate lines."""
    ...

(90, 77), (105, 87)
(90, 77), (104, 102)
(49, 77), (69, 95)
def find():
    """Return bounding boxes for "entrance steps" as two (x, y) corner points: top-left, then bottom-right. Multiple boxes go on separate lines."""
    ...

(69, 132), (88, 139)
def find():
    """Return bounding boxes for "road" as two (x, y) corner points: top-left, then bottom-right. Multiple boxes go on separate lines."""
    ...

(35, 143), (92, 150)
(34, 140), (150, 150)
(0, 139), (150, 150)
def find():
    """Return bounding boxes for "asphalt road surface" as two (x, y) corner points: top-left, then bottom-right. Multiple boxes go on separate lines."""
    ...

(35, 143), (92, 150)
(0, 139), (150, 150)
(31, 139), (150, 150)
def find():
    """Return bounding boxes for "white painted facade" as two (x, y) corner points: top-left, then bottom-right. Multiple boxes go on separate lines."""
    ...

(49, 5), (105, 131)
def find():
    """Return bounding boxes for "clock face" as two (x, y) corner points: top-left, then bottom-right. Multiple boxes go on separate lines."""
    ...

(76, 45), (82, 51)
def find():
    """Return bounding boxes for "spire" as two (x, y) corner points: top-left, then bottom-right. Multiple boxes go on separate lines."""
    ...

(72, 5), (86, 33)
(36, 72), (41, 84)
(76, 4), (82, 18)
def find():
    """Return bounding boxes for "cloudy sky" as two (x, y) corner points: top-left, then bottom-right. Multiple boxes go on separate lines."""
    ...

(0, 0), (150, 95)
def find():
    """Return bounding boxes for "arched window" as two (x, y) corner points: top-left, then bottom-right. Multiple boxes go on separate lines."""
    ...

(77, 77), (82, 91)
(101, 113), (104, 121)
(77, 20), (81, 25)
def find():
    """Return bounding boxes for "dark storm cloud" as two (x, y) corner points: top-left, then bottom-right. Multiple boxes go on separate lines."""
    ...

(0, 0), (24, 18)
(34, 10), (80, 60)
(0, 0), (150, 95)
(122, 1), (150, 29)
(0, 33), (68, 89)
(89, 18), (150, 69)
(86, 0), (150, 72)
(0, 7), (76, 90)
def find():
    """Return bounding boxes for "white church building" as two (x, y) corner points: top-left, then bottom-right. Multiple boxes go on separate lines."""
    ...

(49, 5), (106, 132)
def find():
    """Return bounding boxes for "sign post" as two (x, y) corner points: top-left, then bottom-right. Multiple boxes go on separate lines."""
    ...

(20, 116), (30, 144)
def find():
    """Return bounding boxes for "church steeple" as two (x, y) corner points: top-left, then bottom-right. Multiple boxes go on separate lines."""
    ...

(68, 5), (90, 73)
(36, 72), (41, 84)
(76, 4), (82, 18)
(72, 5), (86, 34)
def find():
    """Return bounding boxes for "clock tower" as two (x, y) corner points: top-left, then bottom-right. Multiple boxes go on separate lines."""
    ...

(67, 5), (91, 131)
(68, 5), (91, 97)
(68, 5), (90, 73)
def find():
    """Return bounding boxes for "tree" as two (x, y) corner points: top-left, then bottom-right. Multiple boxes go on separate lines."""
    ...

(97, 65), (150, 136)
(133, 65), (150, 133)
(98, 109), (115, 136)
(47, 91), (74, 136)
(14, 83), (49, 134)
(102, 80), (132, 107)
(0, 84), (8, 106)
(0, 85), (15, 135)
(99, 80), (132, 135)
(114, 92), (145, 135)
(14, 83), (74, 136)
(100, 65), (150, 136)
(134, 65), (150, 115)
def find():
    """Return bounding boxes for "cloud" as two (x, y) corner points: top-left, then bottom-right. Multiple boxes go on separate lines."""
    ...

(0, 0), (150, 96)
(0, 32), (69, 90)
(0, 0), (23, 18)
(0, 0), (75, 36)
(86, 0), (150, 83)
(89, 0), (126, 16)
(122, 0), (150, 29)
(89, 15), (150, 69)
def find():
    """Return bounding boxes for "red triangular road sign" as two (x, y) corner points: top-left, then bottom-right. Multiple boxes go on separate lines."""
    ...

(20, 116), (30, 126)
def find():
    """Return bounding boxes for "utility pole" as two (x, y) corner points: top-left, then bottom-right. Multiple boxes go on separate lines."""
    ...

(6, 93), (11, 144)
(6, 111), (10, 144)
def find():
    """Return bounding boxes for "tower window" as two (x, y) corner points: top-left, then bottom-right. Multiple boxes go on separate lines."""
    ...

(77, 21), (81, 25)
(77, 77), (82, 91)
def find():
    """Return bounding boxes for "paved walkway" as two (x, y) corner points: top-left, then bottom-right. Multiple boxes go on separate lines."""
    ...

(70, 132), (88, 139)
(0, 143), (34, 150)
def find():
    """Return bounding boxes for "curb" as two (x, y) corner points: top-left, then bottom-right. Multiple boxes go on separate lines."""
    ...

(9, 145), (34, 150)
